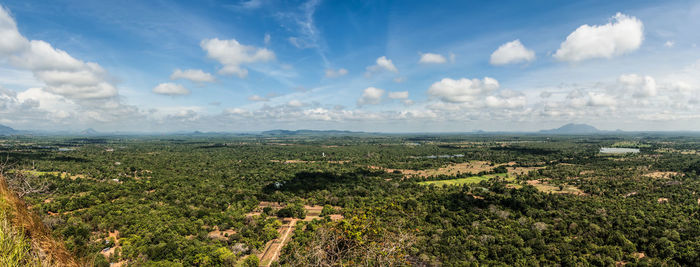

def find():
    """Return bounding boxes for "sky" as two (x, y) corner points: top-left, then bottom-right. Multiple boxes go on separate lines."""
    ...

(0, 0), (699, 133)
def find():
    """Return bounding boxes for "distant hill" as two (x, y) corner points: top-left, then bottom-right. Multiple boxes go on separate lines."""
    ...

(0, 124), (17, 135)
(539, 123), (600, 134)
(261, 129), (367, 136)
(79, 128), (99, 135)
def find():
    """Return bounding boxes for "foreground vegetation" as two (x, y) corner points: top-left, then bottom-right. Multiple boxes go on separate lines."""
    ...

(0, 134), (699, 266)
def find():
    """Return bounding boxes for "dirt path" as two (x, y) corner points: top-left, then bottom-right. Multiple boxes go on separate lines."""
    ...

(259, 219), (297, 267)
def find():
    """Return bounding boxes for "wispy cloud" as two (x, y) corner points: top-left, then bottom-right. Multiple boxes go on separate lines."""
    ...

(277, 0), (329, 67)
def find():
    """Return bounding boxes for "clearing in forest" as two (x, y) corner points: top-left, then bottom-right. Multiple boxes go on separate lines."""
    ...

(643, 171), (682, 179)
(373, 161), (542, 179)
(372, 161), (497, 178)
(418, 173), (510, 186)
(207, 226), (236, 241)
(18, 170), (82, 179)
(526, 180), (587, 196)
(269, 159), (350, 164)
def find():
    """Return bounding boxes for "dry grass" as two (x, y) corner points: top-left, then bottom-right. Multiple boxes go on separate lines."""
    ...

(418, 173), (510, 186)
(371, 161), (496, 178)
(655, 148), (699, 155)
(643, 171), (682, 179)
(373, 161), (542, 179)
(0, 176), (79, 266)
(526, 180), (587, 196)
(1, 211), (40, 266)
(270, 160), (349, 164)
(207, 226), (237, 241)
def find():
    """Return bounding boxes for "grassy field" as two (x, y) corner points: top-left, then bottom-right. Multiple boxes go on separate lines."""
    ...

(418, 173), (510, 186)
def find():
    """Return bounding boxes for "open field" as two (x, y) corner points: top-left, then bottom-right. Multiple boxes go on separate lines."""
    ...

(419, 173), (510, 186)
(372, 160), (542, 179)
(526, 180), (587, 196)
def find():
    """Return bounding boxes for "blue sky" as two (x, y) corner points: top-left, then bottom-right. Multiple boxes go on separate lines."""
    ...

(1, 0), (699, 132)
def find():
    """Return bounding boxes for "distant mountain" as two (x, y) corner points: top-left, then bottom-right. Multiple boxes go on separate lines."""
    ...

(261, 129), (367, 136)
(539, 123), (600, 134)
(0, 124), (17, 135)
(80, 128), (99, 135)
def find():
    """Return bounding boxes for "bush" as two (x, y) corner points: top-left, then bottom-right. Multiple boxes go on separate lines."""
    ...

(243, 254), (259, 267)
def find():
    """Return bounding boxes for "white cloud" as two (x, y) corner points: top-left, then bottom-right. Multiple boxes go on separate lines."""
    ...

(248, 94), (269, 101)
(0, 7), (27, 56)
(485, 90), (526, 109)
(618, 74), (657, 98)
(288, 37), (303, 48)
(16, 87), (76, 120)
(0, 7), (119, 100)
(225, 107), (250, 116)
(357, 87), (384, 106)
(428, 77), (499, 103)
(153, 83), (190, 96)
(554, 13), (643, 62)
(0, 4), (139, 128)
(587, 92), (617, 107)
(200, 38), (275, 78)
(664, 41), (674, 48)
(234, 0), (263, 10)
(264, 33), (271, 45)
(170, 69), (215, 83)
(388, 91), (409, 99)
(419, 53), (447, 64)
(325, 68), (348, 78)
(287, 99), (305, 107)
(365, 56), (398, 76)
(490, 40), (535, 65)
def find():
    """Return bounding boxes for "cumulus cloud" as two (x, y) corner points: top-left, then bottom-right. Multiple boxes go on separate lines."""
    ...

(0, 7), (118, 100)
(0, 7), (27, 56)
(153, 83), (190, 96)
(200, 38), (275, 78)
(428, 77), (499, 103)
(490, 40), (535, 65)
(0, 5), (141, 129)
(618, 74), (656, 98)
(587, 92), (617, 107)
(357, 87), (384, 106)
(365, 56), (398, 76)
(325, 68), (348, 78)
(419, 53), (447, 64)
(554, 13), (643, 62)
(388, 91), (409, 99)
(485, 90), (526, 108)
(170, 69), (215, 83)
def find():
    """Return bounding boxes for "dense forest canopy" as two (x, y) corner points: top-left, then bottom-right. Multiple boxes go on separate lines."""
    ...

(0, 134), (699, 266)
